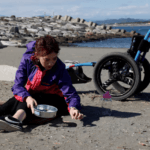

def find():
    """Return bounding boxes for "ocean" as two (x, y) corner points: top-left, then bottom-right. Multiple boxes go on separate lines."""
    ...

(72, 26), (150, 48)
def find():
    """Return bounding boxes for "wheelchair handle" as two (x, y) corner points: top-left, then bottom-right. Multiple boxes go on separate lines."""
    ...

(144, 29), (150, 42)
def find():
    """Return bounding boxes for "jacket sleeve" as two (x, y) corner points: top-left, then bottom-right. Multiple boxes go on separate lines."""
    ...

(11, 56), (31, 102)
(57, 64), (82, 110)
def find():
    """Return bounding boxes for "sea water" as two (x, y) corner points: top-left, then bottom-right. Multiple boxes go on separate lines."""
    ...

(72, 25), (150, 48)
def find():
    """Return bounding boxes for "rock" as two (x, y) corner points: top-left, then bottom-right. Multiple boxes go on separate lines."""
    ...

(37, 31), (48, 36)
(0, 31), (6, 36)
(37, 27), (44, 31)
(92, 23), (97, 27)
(10, 15), (16, 19)
(130, 30), (136, 34)
(96, 25), (106, 30)
(26, 28), (38, 33)
(106, 26), (112, 30)
(85, 27), (94, 32)
(0, 36), (9, 41)
(111, 29), (121, 32)
(9, 26), (19, 33)
(43, 27), (52, 32)
(121, 29), (126, 33)
(0, 26), (8, 31)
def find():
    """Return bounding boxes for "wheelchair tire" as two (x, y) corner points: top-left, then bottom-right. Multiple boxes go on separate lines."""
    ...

(110, 58), (150, 94)
(93, 52), (141, 101)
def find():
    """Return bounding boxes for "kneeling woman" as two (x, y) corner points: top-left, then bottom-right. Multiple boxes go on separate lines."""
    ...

(0, 35), (83, 131)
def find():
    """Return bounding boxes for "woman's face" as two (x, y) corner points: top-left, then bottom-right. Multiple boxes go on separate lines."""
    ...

(37, 52), (58, 70)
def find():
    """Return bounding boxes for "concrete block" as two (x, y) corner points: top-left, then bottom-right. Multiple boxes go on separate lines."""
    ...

(80, 19), (85, 23)
(61, 15), (68, 21)
(84, 21), (93, 27)
(92, 23), (97, 27)
(71, 18), (80, 23)
(56, 15), (62, 20)
(67, 16), (72, 21)
(53, 16), (57, 19)
(96, 25), (106, 30)
(106, 26), (112, 30)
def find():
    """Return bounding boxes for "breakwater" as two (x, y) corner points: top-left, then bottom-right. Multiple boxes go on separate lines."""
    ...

(0, 15), (140, 48)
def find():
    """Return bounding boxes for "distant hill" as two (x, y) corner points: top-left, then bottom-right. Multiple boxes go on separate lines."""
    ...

(95, 18), (150, 25)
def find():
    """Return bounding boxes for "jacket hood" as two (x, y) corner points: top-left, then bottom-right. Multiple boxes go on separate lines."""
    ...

(25, 41), (36, 55)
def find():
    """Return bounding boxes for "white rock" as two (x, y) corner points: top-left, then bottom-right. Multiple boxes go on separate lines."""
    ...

(37, 31), (48, 36)
(26, 28), (38, 33)
(43, 27), (52, 32)
(37, 27), (44, 31)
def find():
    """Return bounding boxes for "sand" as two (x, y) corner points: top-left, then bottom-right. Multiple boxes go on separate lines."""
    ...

(0, 46), (150, 150)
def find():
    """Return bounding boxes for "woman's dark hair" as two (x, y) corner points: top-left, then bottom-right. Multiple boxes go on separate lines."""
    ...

(31, 35), (60, 64)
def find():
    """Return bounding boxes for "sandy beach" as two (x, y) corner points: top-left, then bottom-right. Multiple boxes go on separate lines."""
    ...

(0, 46), (150, 150)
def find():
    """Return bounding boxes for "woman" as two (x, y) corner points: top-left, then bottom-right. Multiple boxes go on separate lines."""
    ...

(0, 35), (83, 132)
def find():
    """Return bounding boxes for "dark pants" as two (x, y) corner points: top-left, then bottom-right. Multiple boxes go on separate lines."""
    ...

(0, 93), (69, 124)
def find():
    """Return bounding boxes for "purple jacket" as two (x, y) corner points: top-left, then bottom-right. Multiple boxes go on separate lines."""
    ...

(11, 41), (81, 110)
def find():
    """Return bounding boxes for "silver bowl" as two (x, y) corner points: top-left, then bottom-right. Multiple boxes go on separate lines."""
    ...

(34, 104), (58, 118)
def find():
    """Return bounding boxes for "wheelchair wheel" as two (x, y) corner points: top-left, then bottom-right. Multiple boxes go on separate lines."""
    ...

(93, 52), (141, 101)
(136, 58), (150, 93)
(110, 58), (150, 94)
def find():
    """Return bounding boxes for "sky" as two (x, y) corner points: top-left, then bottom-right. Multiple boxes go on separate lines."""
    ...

(0, 0), (150, 21)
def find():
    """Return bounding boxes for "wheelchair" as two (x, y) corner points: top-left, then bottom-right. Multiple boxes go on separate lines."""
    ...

(66, 30), (150, 101)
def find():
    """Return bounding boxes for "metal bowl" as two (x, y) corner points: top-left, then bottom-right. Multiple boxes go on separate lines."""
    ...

(34, 104), (58, 118)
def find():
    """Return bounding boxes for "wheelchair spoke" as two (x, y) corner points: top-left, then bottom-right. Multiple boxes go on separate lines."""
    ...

(102, 78), (117, 89)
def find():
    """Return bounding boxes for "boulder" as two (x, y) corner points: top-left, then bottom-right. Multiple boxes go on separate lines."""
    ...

(121, 29), (126, 33)
(37, 31), (48, 36)
(26, 28), (38, 33)
(9, 26), (19, 33)
(43, 27), (52, 32)
(0, 36), (9, 41)
(0, 31), (6, 36)
(37, 27), (44, 31)
(85, 27), (94, 32)
(11, 15), (16, 19)
(130, 30), (136, 34)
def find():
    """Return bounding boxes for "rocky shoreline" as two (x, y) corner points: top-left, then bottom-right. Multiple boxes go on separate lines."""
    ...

(0, 15), (141, 48)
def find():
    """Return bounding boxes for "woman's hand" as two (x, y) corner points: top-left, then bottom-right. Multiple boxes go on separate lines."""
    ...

(26, 96), (38, 114)
(70, 107), (84, 120)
